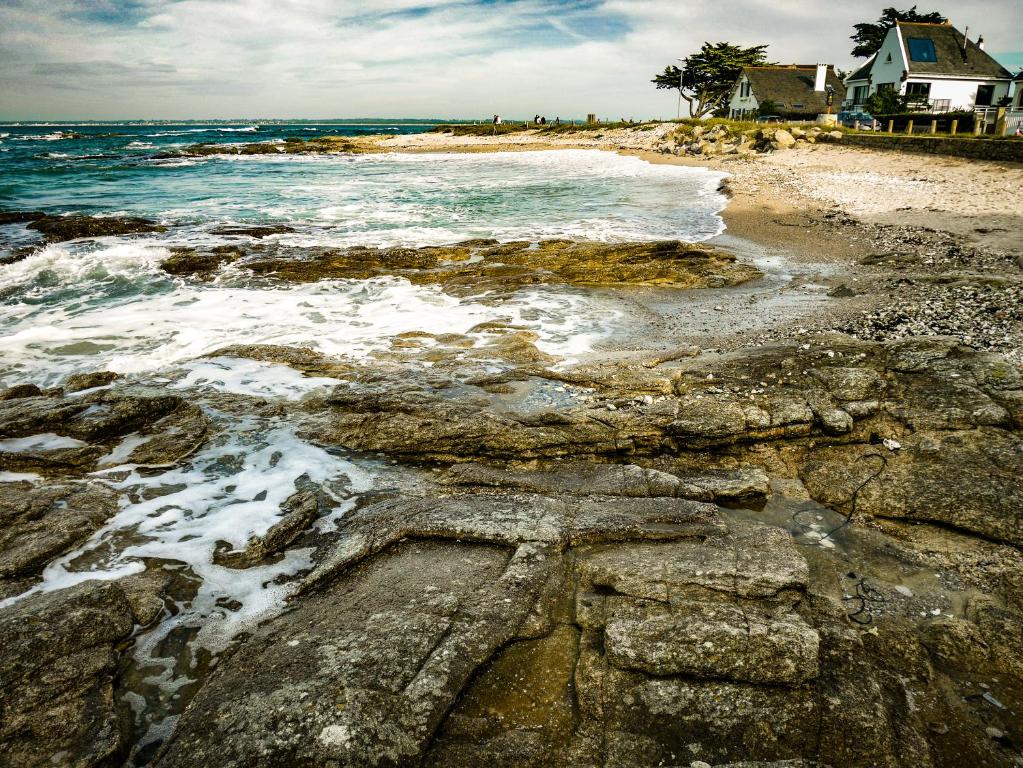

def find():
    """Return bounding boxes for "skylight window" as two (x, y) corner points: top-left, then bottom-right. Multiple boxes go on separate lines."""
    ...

(907, 37), (937, 62)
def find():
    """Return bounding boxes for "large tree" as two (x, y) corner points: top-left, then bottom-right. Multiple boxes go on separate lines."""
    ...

(851, 6), (947, 57)
(653, 42), (769, 119)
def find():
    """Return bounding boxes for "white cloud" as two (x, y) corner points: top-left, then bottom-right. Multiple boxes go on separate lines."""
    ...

(0, 0), (1019, 119)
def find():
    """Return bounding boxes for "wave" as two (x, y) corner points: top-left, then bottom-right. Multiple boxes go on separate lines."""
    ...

(217, 126), (258, 133)
(0, 240), (619, 387)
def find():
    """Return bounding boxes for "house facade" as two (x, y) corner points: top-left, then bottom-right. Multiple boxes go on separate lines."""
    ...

(843, 21), (1012, 112)
(727, 64), (845, 120)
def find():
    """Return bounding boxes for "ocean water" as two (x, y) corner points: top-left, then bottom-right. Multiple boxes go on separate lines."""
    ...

(0, 123), (729, 761)
(0, 123), (727, 386)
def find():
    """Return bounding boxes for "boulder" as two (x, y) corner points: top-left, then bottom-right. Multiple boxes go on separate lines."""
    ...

(773, 129), (796, 148)
(0, 581), (135, 768)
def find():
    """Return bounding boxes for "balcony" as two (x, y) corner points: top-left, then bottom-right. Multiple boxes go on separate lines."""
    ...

(904, 98), (952, 114)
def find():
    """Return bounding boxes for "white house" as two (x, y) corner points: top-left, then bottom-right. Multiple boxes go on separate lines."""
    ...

(727, 64), (845, 120)
(843, 21), (1013, 112)
(1011, 70), (1023, 110)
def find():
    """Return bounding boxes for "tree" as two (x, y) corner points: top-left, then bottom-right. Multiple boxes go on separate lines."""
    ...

(755, 99), (782, 118)
(652, 42), (769, 119)
(865, 88), (907, 115)
(851, 6), (947, 57)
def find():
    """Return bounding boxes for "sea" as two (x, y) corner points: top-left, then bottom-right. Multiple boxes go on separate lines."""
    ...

(0, 121), (728, 762)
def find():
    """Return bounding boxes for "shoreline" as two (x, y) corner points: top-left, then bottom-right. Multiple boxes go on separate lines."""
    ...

(373, 128), (1023, 360)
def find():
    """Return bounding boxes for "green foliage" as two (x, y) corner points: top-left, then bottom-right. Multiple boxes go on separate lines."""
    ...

(431, 123), (529, 136)
(865, 89), (907, 115)
(755, 99), (782, 117)
(851, 6), (947, 57)
(653, 42), (769, 118)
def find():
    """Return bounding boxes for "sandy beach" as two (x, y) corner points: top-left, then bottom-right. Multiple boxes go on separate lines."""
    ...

(377, 127), (1023, 359)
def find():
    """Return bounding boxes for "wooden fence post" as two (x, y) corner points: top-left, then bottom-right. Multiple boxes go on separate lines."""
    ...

(950, 119), (958, 136)
(887, 120), (894, 134)
(906, 119), (914, 135)
(974, 117), (983, 135)
(929, 119), (937, 134)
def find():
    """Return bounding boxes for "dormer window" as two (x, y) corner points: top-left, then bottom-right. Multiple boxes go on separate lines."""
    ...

(907, 38), (937, 62)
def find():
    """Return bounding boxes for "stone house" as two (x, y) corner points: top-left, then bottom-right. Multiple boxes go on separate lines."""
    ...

(843, 21), (1013, 112)
(727, 64), (845, 120)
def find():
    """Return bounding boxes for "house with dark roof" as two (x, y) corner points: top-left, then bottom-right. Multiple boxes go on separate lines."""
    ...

(843, 21), (1013, 112)
(726, 64), (845, 120)
(1011, 70), (1023, 110)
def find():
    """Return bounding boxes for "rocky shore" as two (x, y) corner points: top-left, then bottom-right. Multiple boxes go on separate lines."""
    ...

(1, 132), (1022, 767)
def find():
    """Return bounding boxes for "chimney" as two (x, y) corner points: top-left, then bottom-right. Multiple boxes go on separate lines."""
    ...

(977, 34), (985, 51)
(814, 63), (828, 92)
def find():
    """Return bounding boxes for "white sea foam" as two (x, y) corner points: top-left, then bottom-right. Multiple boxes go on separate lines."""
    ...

(0, 433), (88, 451)
(172, 357), (341, 399)
(0, 241), (618, 387)
(6, 418), (372, 645)
(0, 471), (42, 482)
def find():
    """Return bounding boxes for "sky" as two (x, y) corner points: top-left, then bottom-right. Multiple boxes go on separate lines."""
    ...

(1, 0), (1020, 120)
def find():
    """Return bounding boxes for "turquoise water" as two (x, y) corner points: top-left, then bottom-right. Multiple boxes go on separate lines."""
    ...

(0, 123), (727, 386)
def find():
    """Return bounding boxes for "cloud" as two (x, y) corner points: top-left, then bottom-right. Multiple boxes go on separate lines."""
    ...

(0, 0), (1020, 119)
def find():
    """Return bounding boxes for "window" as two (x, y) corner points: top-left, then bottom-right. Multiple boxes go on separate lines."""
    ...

(739, 81), (752, 98)
(877, 83), (895, 93)
(975, 84), (995, 106)
(907, 37), (937, 62)
(852, 85), (869, 103)
(905, 82), (931, 97)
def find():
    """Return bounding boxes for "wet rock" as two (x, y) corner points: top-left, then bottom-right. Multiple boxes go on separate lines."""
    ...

(215, 490), (321, 568)
(0, 384), (44, 401)
(156, 539), (553, 768)
(0, 581), (134, 768)
(801, 428), (1023, 545)
(25, 214), (167, 242)
(0, 481), (119, 584)
(63, 370), (121, 393)
(180, 238), (762, 293)
(210, 224), (295, 238)
(161, 245), (244, 278)
(0, 211), (47, 225)
(162, 135), (366, 158)
(0, 387), (210, 474)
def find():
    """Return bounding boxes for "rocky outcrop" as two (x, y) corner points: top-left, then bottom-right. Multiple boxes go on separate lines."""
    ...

(0, 385), (210, 475)
(155, 483), (1023, 767)
(656, 122), (844, 158)
(310, 335), (1023, 541)
(0, 581), (136, 768)
(23, 214), (167, 242)
(0, 481), (119, 597)
(161, 239), (762, 293)
(156, 135), (367, 158)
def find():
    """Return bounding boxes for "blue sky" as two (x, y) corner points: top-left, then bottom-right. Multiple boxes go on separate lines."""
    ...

(1, 0), (1020, 119)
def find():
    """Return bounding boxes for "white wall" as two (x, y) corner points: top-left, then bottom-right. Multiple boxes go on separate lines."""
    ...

(728, 73), (759, 118)
(866, 28), (907, 92)
(909, 77), (1011, 110)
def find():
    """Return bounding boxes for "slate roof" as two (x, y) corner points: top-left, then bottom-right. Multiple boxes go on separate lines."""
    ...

(742, 65), (847, 112)
(846, 56), (875, 83)
(897, 22), (1012, 78)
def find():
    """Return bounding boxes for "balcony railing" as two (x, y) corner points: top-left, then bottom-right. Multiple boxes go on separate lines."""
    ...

(904, 98), (952, 113)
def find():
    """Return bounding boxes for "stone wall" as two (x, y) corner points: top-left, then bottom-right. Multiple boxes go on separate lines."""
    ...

(843, 133), (1023, 162)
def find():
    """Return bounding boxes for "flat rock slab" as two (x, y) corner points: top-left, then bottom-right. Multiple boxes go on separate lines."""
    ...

(156, 539), (551, 768)
(0, 580), (135, 768)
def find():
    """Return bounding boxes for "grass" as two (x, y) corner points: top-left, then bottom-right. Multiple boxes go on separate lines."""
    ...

(430, 123), (530, 136)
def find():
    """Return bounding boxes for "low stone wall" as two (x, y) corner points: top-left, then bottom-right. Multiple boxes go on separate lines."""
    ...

(843, 133), (1023, 162)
